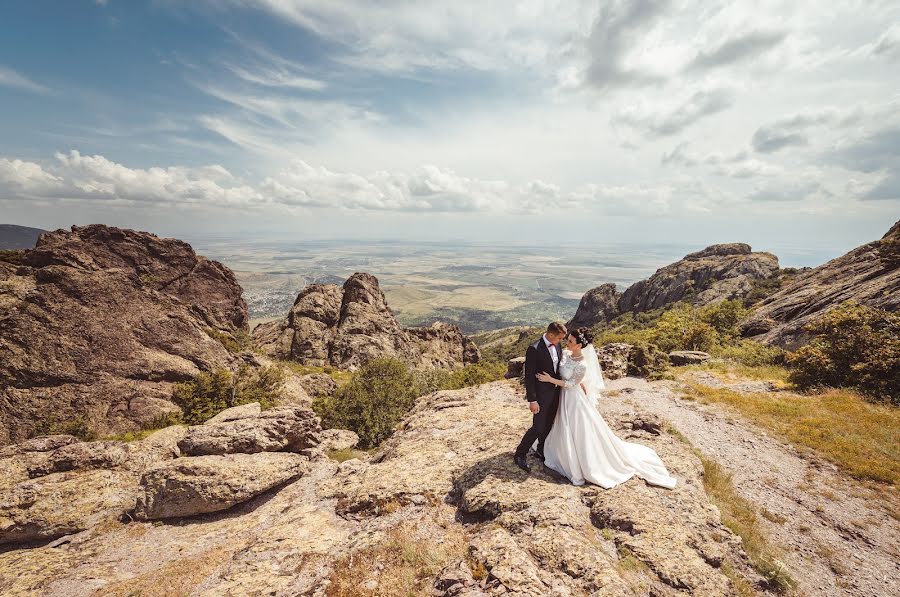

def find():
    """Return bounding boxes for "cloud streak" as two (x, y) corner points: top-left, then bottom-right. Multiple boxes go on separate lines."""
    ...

(0, 65), (50, 94)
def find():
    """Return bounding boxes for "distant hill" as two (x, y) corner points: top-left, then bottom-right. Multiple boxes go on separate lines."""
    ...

(0, 224), (46, 249)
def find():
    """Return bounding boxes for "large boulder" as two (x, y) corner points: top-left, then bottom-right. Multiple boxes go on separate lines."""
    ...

(741, 220), (900, 348)
(0, 469), (137, 545)
(178, 405), (321, 456)
(618, 243), (780, 313)
(596, 343), (633, 380)
(668, 350), (712, 366)
(26, 440), (129, 478)
(567, 283), (622, 329)
(252, 272), (480, 370)
(132, 452), (309, 520)
(0, 225), (249, 444)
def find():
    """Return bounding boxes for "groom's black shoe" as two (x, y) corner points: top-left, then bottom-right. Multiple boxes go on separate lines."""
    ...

(528, 448), (545, 462)
(513, 454), (530, 472)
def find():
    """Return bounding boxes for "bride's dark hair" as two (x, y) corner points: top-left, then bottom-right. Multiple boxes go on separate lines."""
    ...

(572, 327), (594, 348)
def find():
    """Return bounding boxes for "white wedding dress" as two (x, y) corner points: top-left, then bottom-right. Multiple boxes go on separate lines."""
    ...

(543, 345), (677, 489)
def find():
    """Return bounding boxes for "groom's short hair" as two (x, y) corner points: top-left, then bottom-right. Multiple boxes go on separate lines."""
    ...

(547, 321), (567, 335)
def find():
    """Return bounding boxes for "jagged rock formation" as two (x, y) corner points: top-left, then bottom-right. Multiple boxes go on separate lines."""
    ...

(0, 380), (768, 595)
(567, 282), (621, 329)
(0, 401), (322, 543)
(568, 243), (780, 329)
(741, 220), (900, 348)
(0, 225), (250, 444)
(252, 272), (480, 369)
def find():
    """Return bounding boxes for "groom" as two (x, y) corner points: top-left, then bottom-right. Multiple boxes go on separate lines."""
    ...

(513, 321), (566, 471)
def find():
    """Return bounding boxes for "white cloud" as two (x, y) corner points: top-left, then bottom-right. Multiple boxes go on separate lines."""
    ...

(0, 65), (49, 94)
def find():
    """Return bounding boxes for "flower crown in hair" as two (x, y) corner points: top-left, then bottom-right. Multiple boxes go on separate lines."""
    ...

(575, 330), (588, 346)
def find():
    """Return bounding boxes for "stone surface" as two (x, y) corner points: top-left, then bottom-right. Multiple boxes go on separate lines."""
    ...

(0, 224), (248, 444)
(298, 372), (338, 399)
(252, 272), (480, 370)
(178, 405), (321, 456)
(27, 440), (129, 478)
(133, 452), (309, 520)
(618, 243), (780, 313)
(505, 356), (526, 379)
(567, 282), (622, 329)
(205, 402), (261, 425)
(596, 343), (633, 380)
(319, 428), (360, 452)
(0, 469), (138, 545)
(668, 350), (712, 366)
(741, 220), (900, 348)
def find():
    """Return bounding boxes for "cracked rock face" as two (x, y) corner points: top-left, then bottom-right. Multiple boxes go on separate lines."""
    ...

(741, 220), (900, 349)
(252, 272), (480, 369)
(0, 225), (249, 444)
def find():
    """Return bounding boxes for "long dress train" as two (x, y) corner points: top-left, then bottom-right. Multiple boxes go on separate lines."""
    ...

(543, 351), (677, 489)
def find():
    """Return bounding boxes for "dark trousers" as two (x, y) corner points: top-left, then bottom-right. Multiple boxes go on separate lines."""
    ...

(514, 392), (560, 458)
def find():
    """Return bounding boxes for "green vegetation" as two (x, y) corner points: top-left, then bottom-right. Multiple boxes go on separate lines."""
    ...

(278, 360), (354, 386)
(204, 327), (253, 353)
(698, 453), (795, 592)
(172, 365), (285, 424)
(473, 326), (542, 363)
(104, 412), (184, 442)
(0, 249), (24, 265)
(682, 382), (900, 485)
(313, 358), (507, 449)
(788, 301), (900, 404)
(33, 415), (97, 441)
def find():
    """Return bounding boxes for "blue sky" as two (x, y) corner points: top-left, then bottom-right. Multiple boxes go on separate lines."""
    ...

(1, 1), (899, 259)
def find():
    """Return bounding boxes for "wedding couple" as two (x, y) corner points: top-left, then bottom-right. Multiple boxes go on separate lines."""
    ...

(513, 322), (677, 489)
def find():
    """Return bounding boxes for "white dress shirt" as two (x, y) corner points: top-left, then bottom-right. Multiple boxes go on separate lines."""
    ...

(542, 334), (559, 373)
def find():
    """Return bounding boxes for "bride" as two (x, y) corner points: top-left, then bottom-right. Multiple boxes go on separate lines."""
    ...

(535, 327), (677, 489)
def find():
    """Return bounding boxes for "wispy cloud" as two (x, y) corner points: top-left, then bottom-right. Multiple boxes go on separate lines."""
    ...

(0, 65), (50, 94)
(686, 30), (787, 72)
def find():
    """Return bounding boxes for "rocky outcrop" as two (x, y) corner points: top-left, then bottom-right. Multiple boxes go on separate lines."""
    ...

(252, 272), (480, 369)
(0, 398), (322, 545)
(741, 220), (900, 348)
(668, 350), (712, 366)
(569, 244), (780, 329)
(177, 405), (320, 457)
(133, 453), (309, 521)
(0, 224), (249, 444)
(567, 282), (622, 329)
(619, 243), (779, 314)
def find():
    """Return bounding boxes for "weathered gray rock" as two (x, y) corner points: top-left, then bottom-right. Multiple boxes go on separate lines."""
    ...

(596, 343), (634, 380)
(567, 282), (622, 329)
(669, 350), (712, 366)
(741, 220), (900, 348)
(132, 452), (308, 520)
(319, 429), (359, 452)
(252, 273), (480, 370)
(298, 373), (338, 399)
(618, 243), (779, 313)
(178, 405), (321, 456)
(205, 402), (261, 425)
(27, 440), (128, 478)
(0, 469), (137, 545)
(505, 356), (526, 379)
(0, 224), (249, 444)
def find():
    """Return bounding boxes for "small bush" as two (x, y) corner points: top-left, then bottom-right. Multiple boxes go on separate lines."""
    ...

(205, 328), (252, 353)
(712, 340), (786, 367)
(788, 302), (900, 404)
(33, 415), (97, 441)
(651, 303), (718, 352)
(172, 365), (285, 424)
(628, 342), (670, 380)
(313, 358), (419, 449)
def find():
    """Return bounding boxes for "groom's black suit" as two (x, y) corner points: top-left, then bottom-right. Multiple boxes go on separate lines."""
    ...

(514, 336), (562, 459)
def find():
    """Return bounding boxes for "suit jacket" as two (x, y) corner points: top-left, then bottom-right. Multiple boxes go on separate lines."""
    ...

(523, 336), (562, 402)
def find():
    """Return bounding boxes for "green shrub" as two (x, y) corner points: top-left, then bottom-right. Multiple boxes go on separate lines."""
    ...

(712, 340), (786, 367)
(172, 365), (285, 424)
(313, 358), (419, 449)
(627, 343), (670, 380)
(650, 303), (719, 352)
(788, 302), (900, 404)
(33, 416), (97, 441)
(699, 300), (749, 341)
(205, 327), (253, 353)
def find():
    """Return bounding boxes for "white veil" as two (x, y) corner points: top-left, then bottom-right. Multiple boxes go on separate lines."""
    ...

(581, 344), (606, 403)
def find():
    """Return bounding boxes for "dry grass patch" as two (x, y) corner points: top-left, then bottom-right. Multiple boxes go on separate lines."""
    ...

(699, 455), (795, 592)
(686, 362), (792, 385)
(682, 383), (900, 486)
(93, 546), (231, 597)
(325, 521), (469, 596)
